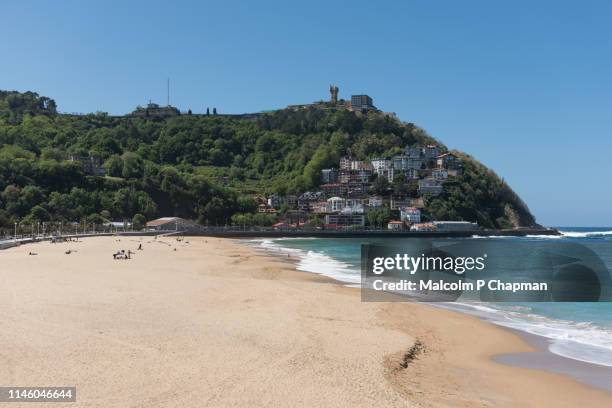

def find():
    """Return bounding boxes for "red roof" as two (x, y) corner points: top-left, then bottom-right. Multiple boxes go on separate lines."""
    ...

(146, 217), (181, 227)
(436, 152), (457, 159)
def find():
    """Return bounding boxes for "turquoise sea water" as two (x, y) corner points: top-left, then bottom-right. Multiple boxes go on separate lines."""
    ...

(251, 227), (612, 367)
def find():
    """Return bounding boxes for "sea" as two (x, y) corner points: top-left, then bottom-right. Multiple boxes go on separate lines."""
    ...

(249, 227), (612, 368)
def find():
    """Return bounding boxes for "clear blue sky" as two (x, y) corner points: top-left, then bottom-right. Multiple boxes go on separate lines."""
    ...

(1, 0), (610, 227)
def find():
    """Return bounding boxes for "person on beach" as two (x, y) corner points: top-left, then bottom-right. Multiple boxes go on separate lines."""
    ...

(138, 243), (142, 250)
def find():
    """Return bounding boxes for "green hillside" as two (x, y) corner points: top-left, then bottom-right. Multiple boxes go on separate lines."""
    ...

(0, 90), (536, 233)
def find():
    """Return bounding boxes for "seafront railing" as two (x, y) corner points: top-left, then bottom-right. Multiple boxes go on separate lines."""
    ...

(174, 225), (559, 237)
(0, 224), (560, 245)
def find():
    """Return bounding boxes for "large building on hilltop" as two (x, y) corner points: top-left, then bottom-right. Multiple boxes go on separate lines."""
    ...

(350, 94), (375, 111)
(287, 86), (379, 113)
(131, 102), (180, 118)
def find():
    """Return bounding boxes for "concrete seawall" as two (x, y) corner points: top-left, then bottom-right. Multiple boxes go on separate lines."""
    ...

(182, 228), (560, 239)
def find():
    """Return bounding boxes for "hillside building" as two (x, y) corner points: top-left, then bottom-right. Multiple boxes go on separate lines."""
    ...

(321, 168), (338, 184)
(321, 183), (347, 197)
(390, 197), (413, 210)
(298, 191), (324, 211)
(400, 207), (422, 224)
(131, 102), (180, 119)
(418, 178), (443, 196)
(339, 156), (352, 170)
(69, 156), (105, 176)
(368, 196), (384, 208)
(410, 222), (436, 232)
(371, 158), (390, 174)
(432, 168), (449, 181)
(324, 213), (365, 227)
(388, 221), (405, 231)
(423, 145), (441, 160)
(267, 194), (284, 209)
(436, 153), (460, 170)
(405, 146), (423, 159)
(350, 95), (375, 111)
(327, 197), (346, 213)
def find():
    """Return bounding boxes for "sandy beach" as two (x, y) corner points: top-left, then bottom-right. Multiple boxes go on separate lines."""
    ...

(1, 236), (611, 407)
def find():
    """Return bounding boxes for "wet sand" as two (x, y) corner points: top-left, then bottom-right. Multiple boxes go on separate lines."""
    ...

(493, 328), (612, 393)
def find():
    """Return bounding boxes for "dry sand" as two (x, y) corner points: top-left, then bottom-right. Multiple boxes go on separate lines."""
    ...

(0, 236), (611, 407)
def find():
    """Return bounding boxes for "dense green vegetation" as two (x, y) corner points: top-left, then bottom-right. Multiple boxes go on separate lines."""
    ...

(426, 154), (535, 229)
(0, 90), (536, 234)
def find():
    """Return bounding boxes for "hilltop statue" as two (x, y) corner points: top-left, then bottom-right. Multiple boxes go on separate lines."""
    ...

(329, 85), (339, 104)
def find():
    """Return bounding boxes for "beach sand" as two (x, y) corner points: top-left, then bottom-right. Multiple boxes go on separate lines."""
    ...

(0, 236), (610, 407)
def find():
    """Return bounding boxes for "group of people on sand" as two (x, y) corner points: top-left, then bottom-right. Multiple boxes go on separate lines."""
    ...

(113, 249), (133, 260)
(113, 243), (143, 260)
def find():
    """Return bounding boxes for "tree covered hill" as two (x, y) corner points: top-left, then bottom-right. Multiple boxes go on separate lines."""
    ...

(0, 90), (536, 232)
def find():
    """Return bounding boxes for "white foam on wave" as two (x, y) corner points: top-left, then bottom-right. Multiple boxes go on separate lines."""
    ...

(249, 238), (361, 284)
(441, 302), (612, 367)
(471, 230), (612, 240)
(499, 317), (612, 367)
(295, 250), (361, 284)
(470, 235), (513, 239)
(524, 234), (563, 239)
(252, 238), (303, 254)
(559, 230), (612, 238)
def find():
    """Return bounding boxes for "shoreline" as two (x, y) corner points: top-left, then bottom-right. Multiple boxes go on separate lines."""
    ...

(435, 302), (612, 392)
(494, 328), (612, 393)
(246, 236), (612, 395)
(1, 235), (611, 407)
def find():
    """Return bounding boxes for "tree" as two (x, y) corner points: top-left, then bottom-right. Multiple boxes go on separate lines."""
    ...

(406, 180), (419, 197)
(392, 172), (408, 196)
(200, 197), (227, 225)
(132, 213), (146, 230)
(370, 175), (389, 195)
(231, 213), (253, 226)
(41, 147), (64, 161)
(20, 186), (45, 210)
(307, 214), (323, 229)
(121, 152), (143, 179)
(303, 144), (339, 188)
(87, 213), (106, 225)
(29, 205), (50, 222)
(104, 155), (123, 177)
(366, 208), (391, 228)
